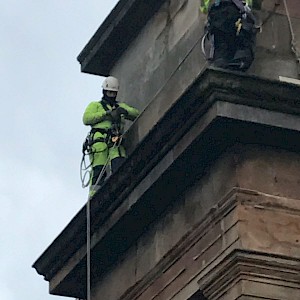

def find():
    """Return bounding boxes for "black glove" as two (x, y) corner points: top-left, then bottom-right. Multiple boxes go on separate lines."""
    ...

(116, 106), (128, 116)
(109, 107), (128, 120)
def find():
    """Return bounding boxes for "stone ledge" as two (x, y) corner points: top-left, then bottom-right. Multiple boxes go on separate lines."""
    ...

(77, 0), (165, 75)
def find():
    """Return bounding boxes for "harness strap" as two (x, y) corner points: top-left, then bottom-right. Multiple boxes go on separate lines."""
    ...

(86, 127), (122, 150)
(84, 102), (124, 154)
(99, 100), (122, 137)
(90, 128), (109, 135)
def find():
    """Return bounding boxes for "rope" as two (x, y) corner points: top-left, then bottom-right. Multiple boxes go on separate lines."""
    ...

(283, 0), (300, 73)
(86, 192), (91, 300)
(258, 0), (280, 28)
(85, 136), (122, 300)
(80, 154), (92, 188)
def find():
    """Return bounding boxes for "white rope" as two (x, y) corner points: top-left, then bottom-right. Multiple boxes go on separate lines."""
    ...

(80, 155), (92, 188)
(86, 194), (91, 300)
(283, 0), (300, 69)
(85, 137), (122, 300)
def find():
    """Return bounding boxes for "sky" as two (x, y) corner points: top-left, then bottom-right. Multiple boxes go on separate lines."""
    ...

(1, 1), (119, 299)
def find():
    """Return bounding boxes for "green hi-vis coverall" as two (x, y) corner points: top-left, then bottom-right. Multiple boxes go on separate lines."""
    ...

(200, 0), (253, 13)
(83, 100), (139, 168)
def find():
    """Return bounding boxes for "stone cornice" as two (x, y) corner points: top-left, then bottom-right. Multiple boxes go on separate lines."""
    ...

(77, 0), (166, 76)
(198, 249), (300, 299)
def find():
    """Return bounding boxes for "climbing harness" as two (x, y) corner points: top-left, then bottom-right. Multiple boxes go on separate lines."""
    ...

(80, 128), (108, 188)
(80, 112), (123, 189)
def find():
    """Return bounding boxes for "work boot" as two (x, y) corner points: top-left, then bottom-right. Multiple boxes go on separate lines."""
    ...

(229, 48), (254, 71)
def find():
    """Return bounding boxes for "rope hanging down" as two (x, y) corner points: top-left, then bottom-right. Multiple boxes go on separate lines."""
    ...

(283, 0), (300, 74)
(80, 154), (92, 188)
(85, 136), (122, 300)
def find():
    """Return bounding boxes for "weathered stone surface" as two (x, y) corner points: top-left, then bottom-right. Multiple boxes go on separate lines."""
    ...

(235, 145), (300, 198)
(86, 147), (300, 300)
(197, 189), (300, 299)
(34, 0), (300, 298)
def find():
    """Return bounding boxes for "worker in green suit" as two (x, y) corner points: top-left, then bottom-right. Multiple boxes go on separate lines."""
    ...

(200, 0), (257, 71)
(83, 76), (139, 195)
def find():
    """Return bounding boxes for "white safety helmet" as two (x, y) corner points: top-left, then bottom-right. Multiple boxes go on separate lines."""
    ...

(102, 76), (119, 92)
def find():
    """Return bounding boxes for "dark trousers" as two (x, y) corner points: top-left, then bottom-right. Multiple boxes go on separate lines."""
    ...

(91, 157), (126, 186)
(111, 157), (126, 173)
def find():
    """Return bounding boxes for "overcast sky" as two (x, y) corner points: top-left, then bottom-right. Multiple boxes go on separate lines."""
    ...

(1, 1), (118, 299)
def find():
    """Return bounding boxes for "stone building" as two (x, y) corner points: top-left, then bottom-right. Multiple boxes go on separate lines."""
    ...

(33, 0), (300, 299)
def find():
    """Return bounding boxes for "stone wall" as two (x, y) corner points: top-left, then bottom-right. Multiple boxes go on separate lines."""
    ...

(111, 0), (205, 111)
(91, 144), (300, 300)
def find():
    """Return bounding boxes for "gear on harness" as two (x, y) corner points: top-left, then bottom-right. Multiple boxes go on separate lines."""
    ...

(80, 126), (123, 190)
(80, 112), (133, 191)
(87, 136), (124, 199)
(201, 0), (259, 71)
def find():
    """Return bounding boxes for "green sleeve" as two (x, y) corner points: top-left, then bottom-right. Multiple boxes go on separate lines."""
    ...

(119, 103), (139, 121)
(246, 0), (253, 7)
(82, 102), (107, 126)
(200, 0), (211, 13)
